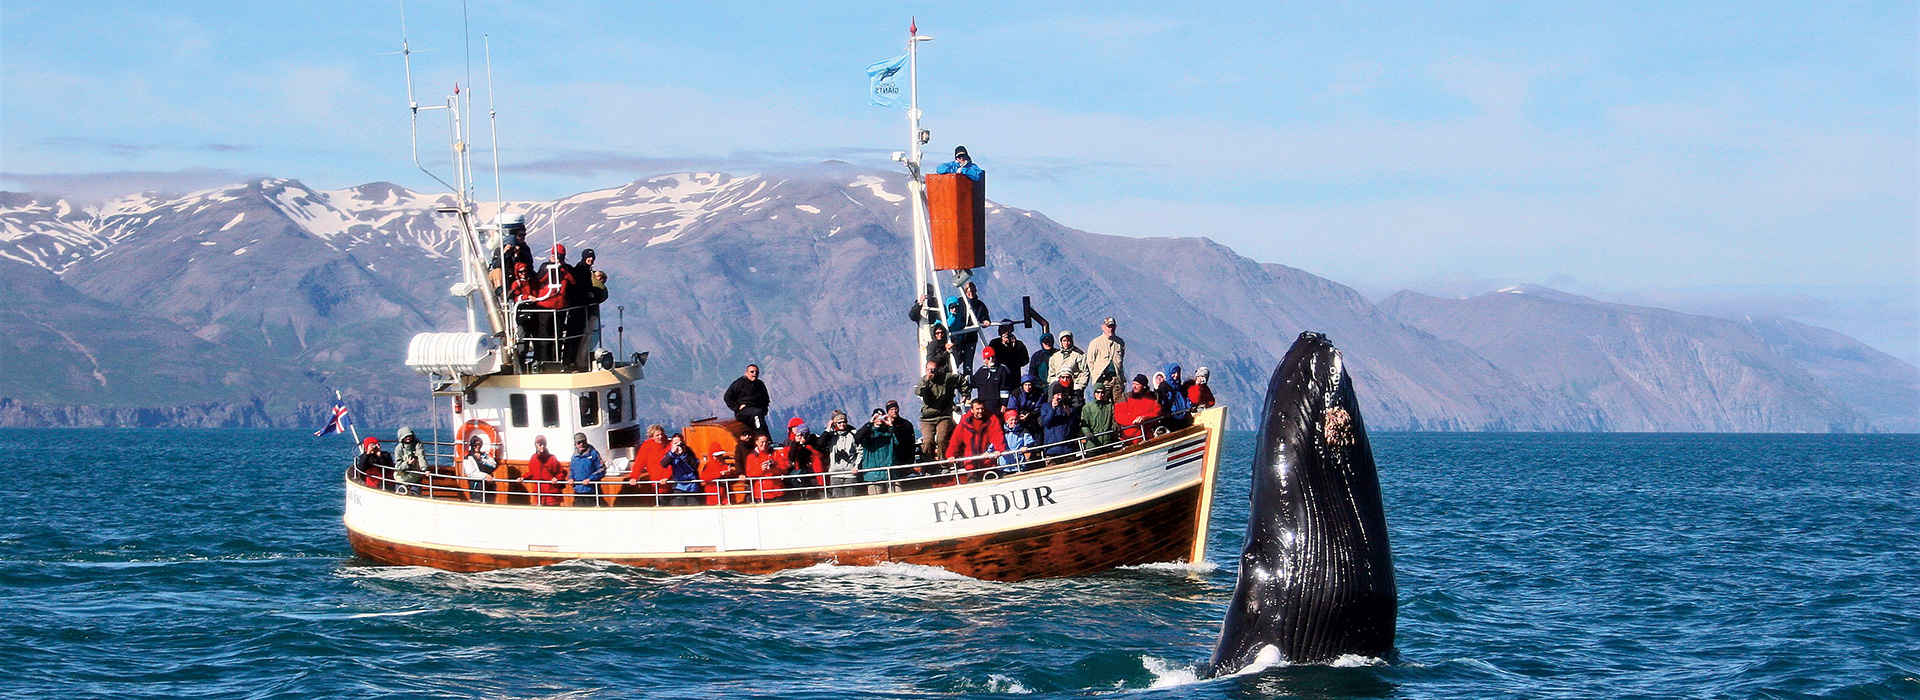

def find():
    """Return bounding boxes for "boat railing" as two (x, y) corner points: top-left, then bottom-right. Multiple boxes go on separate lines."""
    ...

(507, 302), (599, 371)
(348, 410), (1207, 506)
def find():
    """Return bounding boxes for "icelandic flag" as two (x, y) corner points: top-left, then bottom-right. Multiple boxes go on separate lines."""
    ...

(867, 54), (908, 108)
(314, 402), (352, 437)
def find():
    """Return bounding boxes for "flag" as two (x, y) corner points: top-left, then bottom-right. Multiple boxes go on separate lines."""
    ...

(315, 402), (352, 437)
(867, 54), (908, 108)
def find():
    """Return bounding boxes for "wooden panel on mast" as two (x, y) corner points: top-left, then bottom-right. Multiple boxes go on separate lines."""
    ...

(926, 173), (986, 270)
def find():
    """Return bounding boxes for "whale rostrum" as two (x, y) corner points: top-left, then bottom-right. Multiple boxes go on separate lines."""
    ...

(1208, 331), (1396, 676)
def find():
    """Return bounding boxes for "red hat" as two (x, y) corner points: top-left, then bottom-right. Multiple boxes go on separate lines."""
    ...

(1001, 407), (1019, 420)
(361, 436), (379, 447)
(551, 243), (567, 256)
(787, 417), (805, 430)
(982, 346), (996, 359)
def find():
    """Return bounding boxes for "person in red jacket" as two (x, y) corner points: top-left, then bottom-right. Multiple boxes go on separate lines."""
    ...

(1185, 366), (1216, 410)
(629, 424), (671, 505)
(743, 433), (788, 503)
(944, 398), (1008, 484)
(1113, 374), (1165, 444)
(699, 450), (740, 506)
(523, 435), (567, 506)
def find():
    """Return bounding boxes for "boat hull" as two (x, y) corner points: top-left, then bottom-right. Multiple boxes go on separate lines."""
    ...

(345, 407), (1226, 581)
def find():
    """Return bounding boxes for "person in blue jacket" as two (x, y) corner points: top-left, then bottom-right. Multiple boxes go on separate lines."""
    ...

(1157, 364), (1195, 429)
(935, 145), (984, 181)
(1038, 390), (1079, 459)
(662, 433), (703, 506)
(567, 432), (607, 506)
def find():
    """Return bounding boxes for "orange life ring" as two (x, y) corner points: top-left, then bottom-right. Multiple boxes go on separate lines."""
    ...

(454, 419), (502, 462)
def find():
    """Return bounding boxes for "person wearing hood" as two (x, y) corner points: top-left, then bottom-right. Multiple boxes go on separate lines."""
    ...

(1038, 388), (1079, 460)
(524, 435), (566, 506)
(661, 433), (702, 506)
(934, 145), (985, 181)
(567, 433), (607, 506)
(392, 427), (428, 495)
(355, 436), (393, 489)
(1157, 364), (1196, 429)
(986, 324), (1030, 379)
(1051, 330), (1090, 396)
(915, 359), (967, 468)
(782, 417), (825, 499)
(1186, 366), (1216, 410)
(997, 407), (1037, 474)
(1028, 333), (1057, 390)
(822, 410), (861, 498)
(1047, 367), (1085, 415)
(1113, 374), (1166, 444)
(970, 346), (1015, 416)
(1080, 383), (1119, 450)
(1006, 372), (1044, 423)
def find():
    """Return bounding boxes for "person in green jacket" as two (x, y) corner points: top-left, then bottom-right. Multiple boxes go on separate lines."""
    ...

(854, 408), (900, 495)
(392, 426), (429, 495)
(1079, 384), (1119, 451)
(915, 359), (968, 466)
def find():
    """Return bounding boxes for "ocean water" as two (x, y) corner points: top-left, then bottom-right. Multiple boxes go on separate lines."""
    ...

(0, 429), (1914, 699)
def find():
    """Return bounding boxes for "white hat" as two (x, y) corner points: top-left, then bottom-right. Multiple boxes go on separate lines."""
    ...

(494, 212), (525, 227)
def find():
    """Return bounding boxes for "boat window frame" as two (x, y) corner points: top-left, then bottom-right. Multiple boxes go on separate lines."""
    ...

(580, 391), (601, 427)
(607, 387), (624, 425)
(509, 393), (529, 428)
(540, 393), (561, 428)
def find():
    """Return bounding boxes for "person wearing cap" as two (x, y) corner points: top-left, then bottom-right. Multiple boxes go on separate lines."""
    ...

(566, 433), (607, 506)
(1047, 367), (1084, 415)
(781, 417), (825, 500)
(492, 212), (533, 274)
(662, 433), (703, 506)
(986, 324), (1030, 380)
(724, 364), (771, 436)
(969, 346), (1015, 416)
(821, 410), (861, 498)
(883, 400), (918, 482)
(1080, 383), (1119, 450)
(524, 435), (567, 506)
(1086, 317), (1127, 397)
(569, 248), (605, 369)
(1028, 333), (1057, 390)
(1052, 330), (1090, 395)
(915, 359), (968, 469)
(459, 434), (499, 503)
(934, 145), (985, 181)
(854, 408), (901, 495)
(1186, 367), (1216, 410)
(944, 398), (1008, 484)
(355, 436), (393, 489)
(1113, 374), (1165, 444)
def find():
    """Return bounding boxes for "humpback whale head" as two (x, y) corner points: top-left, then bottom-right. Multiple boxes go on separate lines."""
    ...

(1208, 332), (1396, 676)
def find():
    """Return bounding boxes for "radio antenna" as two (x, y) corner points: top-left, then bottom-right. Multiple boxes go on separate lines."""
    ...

(485, 35), (503, 217)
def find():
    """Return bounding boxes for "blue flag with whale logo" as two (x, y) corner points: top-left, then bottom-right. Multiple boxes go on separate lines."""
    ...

(867, 54), (908, 108)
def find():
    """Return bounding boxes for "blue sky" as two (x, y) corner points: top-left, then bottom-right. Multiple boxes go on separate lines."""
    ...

(4, 2), (1916, 359)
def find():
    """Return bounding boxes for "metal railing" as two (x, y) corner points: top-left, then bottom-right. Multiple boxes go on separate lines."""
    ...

(508, 303), (597, 371)
(348, 409), (1205, 507)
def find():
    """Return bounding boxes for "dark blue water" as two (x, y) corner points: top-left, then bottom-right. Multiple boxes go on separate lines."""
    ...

(0, 429), (1914, 699)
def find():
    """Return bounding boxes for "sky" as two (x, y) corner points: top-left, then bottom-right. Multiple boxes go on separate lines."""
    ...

(3, 2), (1916, 360)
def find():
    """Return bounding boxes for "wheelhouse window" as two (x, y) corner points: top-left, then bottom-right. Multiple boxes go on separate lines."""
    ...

(540, 394), (561, 428)
(580, 391), (600, 427)
(607, 388), (624, 425)
(509, 393), (529, 428)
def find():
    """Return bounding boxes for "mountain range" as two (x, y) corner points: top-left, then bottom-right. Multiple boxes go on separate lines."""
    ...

(2, 166), (1914, 432)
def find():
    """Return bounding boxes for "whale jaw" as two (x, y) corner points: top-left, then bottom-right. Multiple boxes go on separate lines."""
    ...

(1207, 332), (1396, 676)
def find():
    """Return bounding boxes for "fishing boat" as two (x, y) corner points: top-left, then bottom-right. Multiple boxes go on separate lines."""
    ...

(342, 23), (1225, 582)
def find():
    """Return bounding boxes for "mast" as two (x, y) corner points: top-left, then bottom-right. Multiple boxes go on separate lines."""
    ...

(904, 19), (935, 376)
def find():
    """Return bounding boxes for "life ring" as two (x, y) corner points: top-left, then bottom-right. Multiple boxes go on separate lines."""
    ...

(455, 419), (502, 461)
